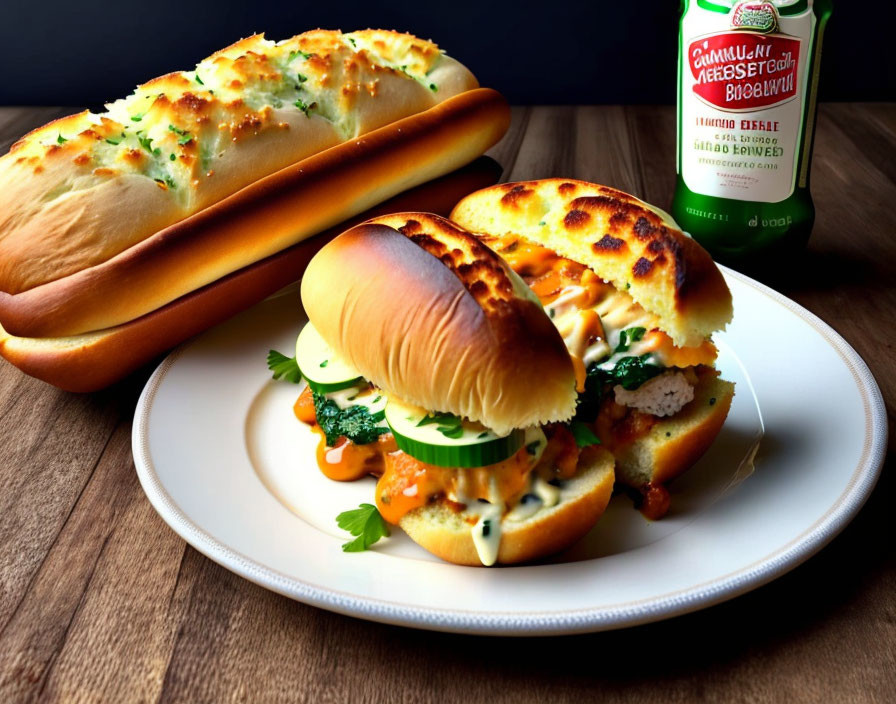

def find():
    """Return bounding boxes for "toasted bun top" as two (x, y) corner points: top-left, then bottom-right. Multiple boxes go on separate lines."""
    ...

(450, 179), (732, 348)
(300, 212), (577, 434)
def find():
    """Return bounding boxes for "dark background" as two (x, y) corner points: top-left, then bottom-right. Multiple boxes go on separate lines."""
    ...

(0, 0), (892, 107)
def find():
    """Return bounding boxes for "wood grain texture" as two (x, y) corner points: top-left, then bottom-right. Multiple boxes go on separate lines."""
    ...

(0, 104), (893, 704)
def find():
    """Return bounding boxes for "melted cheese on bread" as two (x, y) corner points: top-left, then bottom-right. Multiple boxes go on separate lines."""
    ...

(0, 30), (478, 293)
(481, 232), (717, 390)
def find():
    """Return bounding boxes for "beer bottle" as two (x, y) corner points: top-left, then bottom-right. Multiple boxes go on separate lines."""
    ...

(672, 0), (833, 265)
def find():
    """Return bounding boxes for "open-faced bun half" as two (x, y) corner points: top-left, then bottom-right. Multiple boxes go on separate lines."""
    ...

(450, 179), (733, 347)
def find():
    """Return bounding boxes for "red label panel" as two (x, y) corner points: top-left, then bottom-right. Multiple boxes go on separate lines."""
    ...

(688, 32), (800, 111)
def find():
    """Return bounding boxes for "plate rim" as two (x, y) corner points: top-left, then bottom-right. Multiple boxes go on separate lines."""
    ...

(132, 266), (887, 636)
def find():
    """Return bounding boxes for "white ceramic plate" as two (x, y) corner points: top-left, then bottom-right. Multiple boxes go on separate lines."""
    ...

(132, 269), (886, 635)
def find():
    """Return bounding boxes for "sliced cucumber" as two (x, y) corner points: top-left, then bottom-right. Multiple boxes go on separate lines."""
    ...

(384, 397), (524, 468)
(295, 323), (364, 393)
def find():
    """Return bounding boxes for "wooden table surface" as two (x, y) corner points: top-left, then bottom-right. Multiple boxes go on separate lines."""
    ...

(0, 104), (893, 703)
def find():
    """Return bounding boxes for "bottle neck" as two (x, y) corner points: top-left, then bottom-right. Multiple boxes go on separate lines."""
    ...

(696, 0), (811, 17)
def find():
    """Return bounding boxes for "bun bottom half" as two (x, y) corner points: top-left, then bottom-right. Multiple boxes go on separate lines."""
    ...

(0, 157), (502, 392)
(614, 374), (735, 489)
(399, 448), (615, 566)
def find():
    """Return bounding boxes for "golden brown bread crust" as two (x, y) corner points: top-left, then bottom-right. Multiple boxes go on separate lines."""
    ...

(0, 30), (477, 293)
(301, 213), (578, 435)
(0, 158), (503, 392)
(450, 179), (733, 347)
(399, 448), (615, 565)
(613, 374), (735, 488)
(0, 89), (510, 338)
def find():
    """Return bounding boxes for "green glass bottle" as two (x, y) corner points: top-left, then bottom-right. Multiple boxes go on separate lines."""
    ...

(672, 0), (833, 265)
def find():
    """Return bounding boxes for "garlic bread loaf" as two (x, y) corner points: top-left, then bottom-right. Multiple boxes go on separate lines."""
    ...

(0, 30), (477, 295)
(0, 31), (509, 340)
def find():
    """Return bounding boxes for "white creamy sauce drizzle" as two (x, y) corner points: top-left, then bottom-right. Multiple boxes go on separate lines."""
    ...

(503, 493), (542, 523)
(504, 474), (561, 523)
(544, 283), (663, 369)
(470, 499), (503, 567)
(446, 428), (549, 566)
(532, 475), (561, 507)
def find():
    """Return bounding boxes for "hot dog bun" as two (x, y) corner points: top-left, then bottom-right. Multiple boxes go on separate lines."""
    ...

(0, 88), (510, 338)
(0, 158), (503, 392)
(301, 213), (578, 435)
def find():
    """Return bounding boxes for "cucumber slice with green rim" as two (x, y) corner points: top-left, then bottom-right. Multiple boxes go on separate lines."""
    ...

(295, 323), (364, 393)
(384, 397), (525, 468)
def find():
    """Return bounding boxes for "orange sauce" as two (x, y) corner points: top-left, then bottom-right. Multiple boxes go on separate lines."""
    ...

(640, 330), (717, 369)
(375, 448), (533, 524)
(535, 425), (580, 479)
(312, 426), (397, 481)
(295, 396), (548, 525)
(293, 387), (317, 423)
(489, 235), (559, 278)
(639, 483), (671, 521)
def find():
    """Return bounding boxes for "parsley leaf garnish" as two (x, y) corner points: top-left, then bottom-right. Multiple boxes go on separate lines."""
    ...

(296, 72), (308, 83)
(294, 98), (314, 116)
(572, 365), (605, 423)
(137, 135), (154, 153)
(194, 74), (204, 85)
(313, 392), (388, 446)
(416, 411), (464, 439)
(438, 424), (464, 439)
(609, 354), (664, 390)
(416, 412), (459, 427)
(168, 124), (193, 144)
(288, 49), (312, 62)
(56, 134), (67, 144)
(130, 113), (144, 122)
(615, 326), (646, 353)
(572, 352), (664, 423)
(267, 349), (302, 383)
(336, 503), (390, 552)
(569, 421), (601, 448)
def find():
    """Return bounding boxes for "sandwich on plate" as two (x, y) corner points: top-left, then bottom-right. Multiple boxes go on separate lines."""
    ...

(450, 179), (735, 519)
(276, 212), (616, 566)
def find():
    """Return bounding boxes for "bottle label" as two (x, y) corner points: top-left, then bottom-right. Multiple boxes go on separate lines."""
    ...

(679, 1), (816, 203)
(689, 32), (800, 111)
